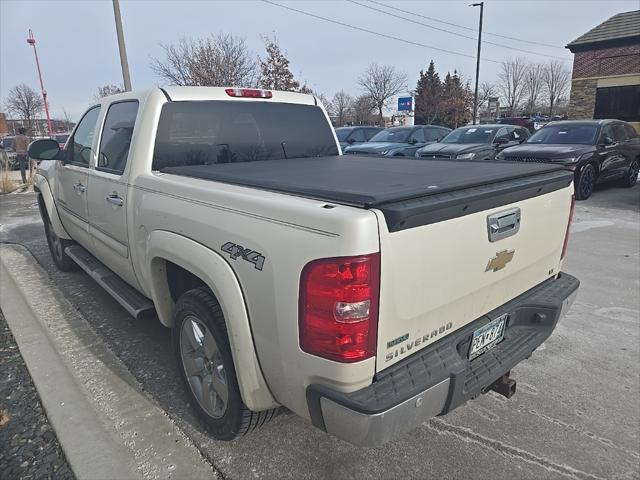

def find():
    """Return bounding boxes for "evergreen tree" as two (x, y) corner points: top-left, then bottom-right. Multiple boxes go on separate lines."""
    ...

(440, 70), (473, 128)
(414, 60), (442, 125)
(259, 37), (301, 92)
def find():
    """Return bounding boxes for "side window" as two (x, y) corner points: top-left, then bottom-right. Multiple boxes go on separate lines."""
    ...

(518, 128), (530, 140)
(411, 129), (426, 143)
(600, 125), (614, 143)
(495, 127), (509, 140)
(98, 101), (139, 175)
(365, 128), (380, 140)
(612, 123), (628, 142)
(349, 129), (366, 143)
(70, 106), (100, 166)
(625, 124), (638, 139)
(423, 128), (441, 142)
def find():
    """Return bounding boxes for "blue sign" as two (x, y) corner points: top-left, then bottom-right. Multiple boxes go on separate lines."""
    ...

(398, 97), (413, 111)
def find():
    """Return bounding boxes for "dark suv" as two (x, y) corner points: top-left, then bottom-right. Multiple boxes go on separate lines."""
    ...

(496, 120), (640, 200)
(343, 125), (451, 157)
(334, 126), (382, 150)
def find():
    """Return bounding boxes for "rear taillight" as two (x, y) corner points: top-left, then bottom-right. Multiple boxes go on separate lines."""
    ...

(561, 194), (575, 259)
(299, 253), (380, 363)
(225, 88), (272, 99)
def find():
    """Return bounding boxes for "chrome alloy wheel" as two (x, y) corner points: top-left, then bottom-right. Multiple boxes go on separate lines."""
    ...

(179, 315), (228, 418)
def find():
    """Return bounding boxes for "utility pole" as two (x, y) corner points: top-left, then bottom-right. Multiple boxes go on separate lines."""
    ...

(26, 30), (52, 136)
(471, 2), (484, 125)
(112, 0), (132, 91)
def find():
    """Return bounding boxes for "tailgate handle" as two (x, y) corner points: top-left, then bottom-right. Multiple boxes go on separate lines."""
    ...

(487, 207), (521, 242)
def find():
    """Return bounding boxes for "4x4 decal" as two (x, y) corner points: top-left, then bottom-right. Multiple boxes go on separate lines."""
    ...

(221, 242), (266, 271)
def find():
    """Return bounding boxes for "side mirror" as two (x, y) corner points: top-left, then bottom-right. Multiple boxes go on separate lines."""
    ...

(602, 136), (614, 146)
(28, 138), (61, 160)
(408, 138), (418, 145)
(347, 137), (356, 144)
(494, 137), (509, 146)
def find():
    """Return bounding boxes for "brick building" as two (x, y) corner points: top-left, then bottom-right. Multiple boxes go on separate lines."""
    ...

(566, 10), (640, 131)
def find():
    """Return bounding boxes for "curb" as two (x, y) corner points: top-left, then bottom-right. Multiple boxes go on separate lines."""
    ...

(0, 244), (216, 480)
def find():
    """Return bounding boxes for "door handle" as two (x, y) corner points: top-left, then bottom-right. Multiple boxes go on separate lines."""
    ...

(106, 194), (124, 207)
(73, 182), (86, 193)
(487, 207), (521, 242)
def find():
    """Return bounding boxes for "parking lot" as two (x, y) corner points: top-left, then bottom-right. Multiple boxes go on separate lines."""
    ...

(0, 181), (638, 480)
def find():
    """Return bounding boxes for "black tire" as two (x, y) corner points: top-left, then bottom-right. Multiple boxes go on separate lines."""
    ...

(172, 287), (278, 440)
(575, 163), (597, 200)
(38, 196), (78, 272)
(619, 159), (639, 188)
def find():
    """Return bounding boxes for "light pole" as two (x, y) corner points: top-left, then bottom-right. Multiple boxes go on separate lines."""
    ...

(26, 29), (53, 136)
(471, 2), (484, 125)
(112, 0), (132, 91)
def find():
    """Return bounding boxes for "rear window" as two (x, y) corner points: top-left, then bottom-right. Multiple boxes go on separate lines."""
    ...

(152, 101), (338, 170)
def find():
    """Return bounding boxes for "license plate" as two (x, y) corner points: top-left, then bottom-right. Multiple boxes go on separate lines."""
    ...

(469, 314), (508, 360)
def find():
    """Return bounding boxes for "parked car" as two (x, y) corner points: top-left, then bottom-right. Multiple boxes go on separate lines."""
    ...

(496, 117), (535, 133)
(52, 133), (71, 149)
(29, 86), (578, 446)
(343, 125), (451, 157)
(334, 126), (382, 150)
(415, 124), (529, 161)
(496, 119), (640, 200)
(0, 136), (18, 169)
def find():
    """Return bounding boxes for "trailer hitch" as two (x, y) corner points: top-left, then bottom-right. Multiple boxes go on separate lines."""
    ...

(486, 371), (517, 398)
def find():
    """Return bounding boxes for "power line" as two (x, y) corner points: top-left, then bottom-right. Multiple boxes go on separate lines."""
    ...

(350, 0), (570, 62)
(368, 0), (566, 51)
(261, 0), (501, 63)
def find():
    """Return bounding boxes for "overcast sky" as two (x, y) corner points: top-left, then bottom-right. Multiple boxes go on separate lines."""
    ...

(1, 0), (637, 120)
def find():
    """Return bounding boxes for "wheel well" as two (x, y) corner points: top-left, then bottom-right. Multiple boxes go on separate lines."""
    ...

(36, 193), (48, 221)
(165, 260), (208, 302)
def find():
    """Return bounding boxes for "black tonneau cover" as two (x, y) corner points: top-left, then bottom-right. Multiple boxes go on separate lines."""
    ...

(162, 156), (573, 232)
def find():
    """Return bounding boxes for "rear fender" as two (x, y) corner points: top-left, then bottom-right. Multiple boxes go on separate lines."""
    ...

(145, 230), (278, 411)
(34, 174), (72, 240)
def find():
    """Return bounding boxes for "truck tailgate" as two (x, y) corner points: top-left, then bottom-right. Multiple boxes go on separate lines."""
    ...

(375, 182), (574, 371)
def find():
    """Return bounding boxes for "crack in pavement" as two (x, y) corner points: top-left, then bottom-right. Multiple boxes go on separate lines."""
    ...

(426, 418), (606, 480)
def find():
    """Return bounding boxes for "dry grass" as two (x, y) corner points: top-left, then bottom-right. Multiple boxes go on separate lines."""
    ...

(0, 169), (17, 194)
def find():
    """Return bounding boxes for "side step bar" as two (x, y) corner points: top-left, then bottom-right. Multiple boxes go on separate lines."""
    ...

(65, 245), (155, 318)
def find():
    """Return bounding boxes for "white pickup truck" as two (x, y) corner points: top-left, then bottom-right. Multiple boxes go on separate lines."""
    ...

(29, 87), (579, 446)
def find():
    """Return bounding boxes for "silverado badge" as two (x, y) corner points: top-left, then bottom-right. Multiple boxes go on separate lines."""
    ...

(486, 249), (515, 272)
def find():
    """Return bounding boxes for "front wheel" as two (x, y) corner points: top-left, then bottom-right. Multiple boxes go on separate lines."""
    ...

(172, 287), (277, 440)
(575, 164), (596, 200)
(40, 199), (77, 272)
(619, 160), (639, 188)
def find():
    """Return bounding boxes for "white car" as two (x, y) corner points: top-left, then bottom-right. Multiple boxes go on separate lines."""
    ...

(29, 87), (579, 446)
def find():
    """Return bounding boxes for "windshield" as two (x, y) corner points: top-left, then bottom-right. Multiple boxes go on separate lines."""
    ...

(152, 101), (339, 170)
(369, 128), (412, 143)
(441, 127), (499, 144)
(527, 124), (598, 145)
(335, 128), (351, 141)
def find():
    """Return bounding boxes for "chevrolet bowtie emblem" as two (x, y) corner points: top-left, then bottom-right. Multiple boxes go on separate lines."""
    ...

(486, 249), (515, 272)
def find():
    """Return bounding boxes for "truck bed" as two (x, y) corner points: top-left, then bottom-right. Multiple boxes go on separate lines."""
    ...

(162, 156), (573, 231)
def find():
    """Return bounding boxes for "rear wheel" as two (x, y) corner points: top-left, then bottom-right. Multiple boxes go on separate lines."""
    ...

(172, 287), (277, 440)
(619, 159), (639, 188)
(575, 164), (596, 200)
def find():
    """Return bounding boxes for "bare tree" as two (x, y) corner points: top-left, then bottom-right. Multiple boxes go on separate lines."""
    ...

(352, 95), (375, 125)
(314, 92), (332, 112)
(497, 57), (527, 116)
(330, 90), (354, 126)
(542, 60), (570, 117)
(5, 84), (43, 131)
(151, 33), (259, 87)
(358, 63), (407, 123)
(150, 38), (194, 85)
(477, 81), (497, 115)
(523, 63), (544, 114)
(95, 84), (124, 100)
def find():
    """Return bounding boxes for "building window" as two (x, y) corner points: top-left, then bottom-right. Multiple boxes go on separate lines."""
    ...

(593, 85), (640, 122)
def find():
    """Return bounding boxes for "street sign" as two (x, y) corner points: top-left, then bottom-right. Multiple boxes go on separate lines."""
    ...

(398, 97), (413, 112)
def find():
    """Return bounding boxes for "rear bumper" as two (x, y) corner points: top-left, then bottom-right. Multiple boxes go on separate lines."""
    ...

(306, 272), (579, 446)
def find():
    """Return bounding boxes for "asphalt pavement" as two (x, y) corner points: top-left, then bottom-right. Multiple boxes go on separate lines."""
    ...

(0, 181), (638, 480)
